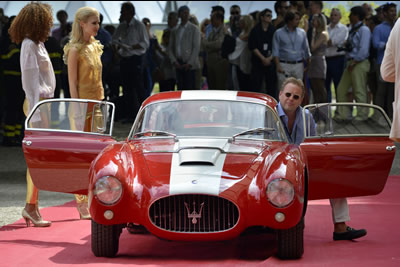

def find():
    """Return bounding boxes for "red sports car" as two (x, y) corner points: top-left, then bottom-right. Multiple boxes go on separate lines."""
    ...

(22, 91), (395, 259)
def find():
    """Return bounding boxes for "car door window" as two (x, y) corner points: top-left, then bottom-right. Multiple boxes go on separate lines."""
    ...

(303, 103), (391, 138)
(26, 99), (115, 136)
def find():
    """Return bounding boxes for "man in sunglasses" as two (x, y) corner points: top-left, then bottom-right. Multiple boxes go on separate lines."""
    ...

(277, 77), (367, 241)
(272, 1), (289, 29)
(228, 5), (241, 38)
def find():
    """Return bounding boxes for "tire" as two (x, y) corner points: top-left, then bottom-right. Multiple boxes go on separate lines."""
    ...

(276, 217), (304, 259)
(91, 220), (123, 257)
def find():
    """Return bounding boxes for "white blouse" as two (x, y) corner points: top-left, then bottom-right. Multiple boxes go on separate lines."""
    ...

(20, 38), (55, 116)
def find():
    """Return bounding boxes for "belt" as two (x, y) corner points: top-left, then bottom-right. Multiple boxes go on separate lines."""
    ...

(280, 60), (303, 64)
(347, 57), (368, 62)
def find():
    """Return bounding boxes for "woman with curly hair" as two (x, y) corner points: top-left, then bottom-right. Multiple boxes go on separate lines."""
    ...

(9, 2), (55, 227)
(63, 7), (104, 219)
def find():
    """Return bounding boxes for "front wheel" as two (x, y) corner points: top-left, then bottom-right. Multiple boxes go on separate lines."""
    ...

(91, 220), (124, 257)
(276, 217), (304, 259)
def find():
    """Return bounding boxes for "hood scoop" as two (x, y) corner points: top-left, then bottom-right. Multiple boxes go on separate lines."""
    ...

(178, 148), (221, 166)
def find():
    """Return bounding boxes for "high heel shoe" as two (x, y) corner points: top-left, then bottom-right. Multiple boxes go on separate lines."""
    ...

(77, 202), (91, 220)
(21, 209), (51, 227)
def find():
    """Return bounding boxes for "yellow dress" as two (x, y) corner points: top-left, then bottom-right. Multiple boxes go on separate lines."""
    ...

(65, 40), (106, 133)
(64, 40), (104, 100)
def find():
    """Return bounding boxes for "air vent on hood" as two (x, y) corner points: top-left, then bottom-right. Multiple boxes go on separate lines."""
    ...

(180, 161), (214, 166)
(178, 148), (221, 166)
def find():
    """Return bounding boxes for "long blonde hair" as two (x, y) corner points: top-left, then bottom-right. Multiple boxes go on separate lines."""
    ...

(70, 6), (99, 43)
(64, 7), (101, 63)
(239, 15), (254, 36)
(312, 14), (327, 34)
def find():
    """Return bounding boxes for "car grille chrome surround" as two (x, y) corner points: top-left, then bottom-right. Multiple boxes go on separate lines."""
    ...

(149, 194), (239, 233)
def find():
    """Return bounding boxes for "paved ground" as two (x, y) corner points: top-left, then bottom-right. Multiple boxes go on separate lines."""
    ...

(1, 121), (399, 227)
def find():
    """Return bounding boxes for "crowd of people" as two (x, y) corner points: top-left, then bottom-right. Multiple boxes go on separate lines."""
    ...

(0, 1), (398, 145)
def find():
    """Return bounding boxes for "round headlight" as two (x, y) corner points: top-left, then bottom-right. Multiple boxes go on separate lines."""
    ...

(266, 178), (294, 208)
(94, 176), (122, 205)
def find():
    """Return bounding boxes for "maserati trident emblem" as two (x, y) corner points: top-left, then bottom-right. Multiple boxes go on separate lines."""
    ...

(184, 201), (204, 224)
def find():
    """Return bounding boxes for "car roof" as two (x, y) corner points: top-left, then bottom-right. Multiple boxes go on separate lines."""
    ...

(142, 90), (278, 109)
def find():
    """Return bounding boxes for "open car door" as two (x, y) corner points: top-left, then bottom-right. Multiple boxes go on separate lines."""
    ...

(22, 99), (116, 195)
(300, 103), (395, 200)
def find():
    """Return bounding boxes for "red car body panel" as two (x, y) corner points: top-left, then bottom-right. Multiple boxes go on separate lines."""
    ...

(86, 140), (305, 241)
(23, 130), (114, 195)
(301, 137), (395, 200)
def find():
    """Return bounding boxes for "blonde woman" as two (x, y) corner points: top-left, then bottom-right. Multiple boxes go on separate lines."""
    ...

(64, 6), (104, 219)
(9, 2), (55, 227)
(228, 15), (254, 91)
(308, 14), (329, 103)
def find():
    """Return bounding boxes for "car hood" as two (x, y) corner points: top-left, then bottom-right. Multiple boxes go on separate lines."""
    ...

(140, 138), (268, 194)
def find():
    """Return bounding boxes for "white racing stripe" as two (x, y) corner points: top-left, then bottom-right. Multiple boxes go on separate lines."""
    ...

(181, 90), (238, 100)
(169, 139), (230, 196)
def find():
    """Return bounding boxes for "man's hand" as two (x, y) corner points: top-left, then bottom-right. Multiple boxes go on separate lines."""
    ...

(182, 63), (192, 71)
(277, 65), (284, 73)
(348, 61), (357, 72)
(261, 57), (272, 66)
(174, 62), (182, 69)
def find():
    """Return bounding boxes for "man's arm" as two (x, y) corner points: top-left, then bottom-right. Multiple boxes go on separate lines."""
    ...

(353, 26), (371, 62)
(272, 31), (283, 73)
(187, 25), (201, 69)
(135, 22), (150, 50)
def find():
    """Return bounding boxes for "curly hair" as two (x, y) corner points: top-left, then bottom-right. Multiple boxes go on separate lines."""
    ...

(9, 2), (53, 44)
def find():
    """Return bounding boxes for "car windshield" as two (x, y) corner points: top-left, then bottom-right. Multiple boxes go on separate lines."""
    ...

(130, 100), (285, 141)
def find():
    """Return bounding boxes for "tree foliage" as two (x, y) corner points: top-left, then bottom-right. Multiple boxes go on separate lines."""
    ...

(322, 1), (380, 26)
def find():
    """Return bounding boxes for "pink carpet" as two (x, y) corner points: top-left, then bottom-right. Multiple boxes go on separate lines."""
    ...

(1, 176), (400, 266)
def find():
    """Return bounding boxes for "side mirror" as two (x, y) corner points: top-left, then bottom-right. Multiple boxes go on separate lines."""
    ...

(91, 102), (108, 133)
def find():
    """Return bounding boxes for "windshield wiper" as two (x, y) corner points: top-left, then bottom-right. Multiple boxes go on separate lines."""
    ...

(231, 127), (276, 141)
(134, 130), (176, 139)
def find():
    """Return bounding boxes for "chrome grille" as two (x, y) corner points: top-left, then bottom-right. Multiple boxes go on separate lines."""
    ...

(149, 194), (239, 232)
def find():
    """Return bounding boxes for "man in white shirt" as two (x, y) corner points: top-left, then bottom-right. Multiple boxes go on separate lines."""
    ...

(325, 8), (348, 102)
(113, 2), (149, 122)
(168, 5), (201, 90)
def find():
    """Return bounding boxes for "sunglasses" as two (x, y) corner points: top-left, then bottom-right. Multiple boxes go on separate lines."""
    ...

(264, 13), (272, 17)
(285, 92), (300, 100)
(231, 11), (239, 15)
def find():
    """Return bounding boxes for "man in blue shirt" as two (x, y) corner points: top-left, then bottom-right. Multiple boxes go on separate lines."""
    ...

(336, 6), (371, 121)
(373, 3), (396, 120)
(273, 10), (311, 93)
(278, 77), (367, 241)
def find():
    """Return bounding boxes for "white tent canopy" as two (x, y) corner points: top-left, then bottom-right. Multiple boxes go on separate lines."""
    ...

(0, 1), (277, 25)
